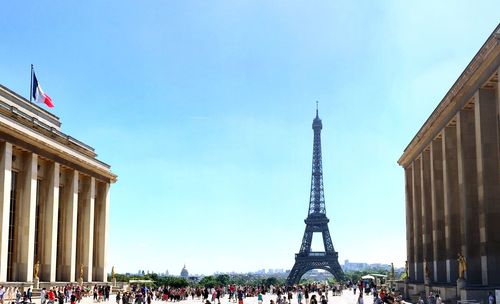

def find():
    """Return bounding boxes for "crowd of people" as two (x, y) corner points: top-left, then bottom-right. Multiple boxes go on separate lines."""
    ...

(0, 280), (413, 304)
(0, 282), (374, 304)
(0, 284), (113, 304)
(0, 286), (35, 304)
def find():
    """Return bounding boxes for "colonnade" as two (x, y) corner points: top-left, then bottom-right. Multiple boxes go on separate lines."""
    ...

(405, 73), (500, 286)
(0, 141), (110, 283)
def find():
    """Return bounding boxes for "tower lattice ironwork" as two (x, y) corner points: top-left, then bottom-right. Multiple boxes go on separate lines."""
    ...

(286, 106), (344, 285)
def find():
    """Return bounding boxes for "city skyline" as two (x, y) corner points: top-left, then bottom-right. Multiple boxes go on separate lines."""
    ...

(1, 1), (499, 275)
(129, 259), (399, 277)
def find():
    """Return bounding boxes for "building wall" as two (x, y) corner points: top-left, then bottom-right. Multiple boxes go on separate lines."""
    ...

(399, 25), (500, 290)
(0, 85), (115, 284)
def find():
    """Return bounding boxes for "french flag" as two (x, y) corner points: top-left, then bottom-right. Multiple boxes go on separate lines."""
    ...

(32, 72), (54, 108)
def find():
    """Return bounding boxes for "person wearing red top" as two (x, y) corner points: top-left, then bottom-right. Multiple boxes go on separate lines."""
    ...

(48, 289), (56, 304)
(379, 290), (386, 302)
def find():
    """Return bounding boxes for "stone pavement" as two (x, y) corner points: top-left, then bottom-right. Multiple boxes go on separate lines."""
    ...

(69, 290), (375, 304)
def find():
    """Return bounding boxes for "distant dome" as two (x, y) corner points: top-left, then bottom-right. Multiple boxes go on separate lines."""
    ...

(180, 265), (189, 278)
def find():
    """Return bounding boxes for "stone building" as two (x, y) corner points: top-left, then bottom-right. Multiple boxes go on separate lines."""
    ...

(180, 265), (189, 278)
(0, 84), (117, 285)
(397, 24), (499, 300)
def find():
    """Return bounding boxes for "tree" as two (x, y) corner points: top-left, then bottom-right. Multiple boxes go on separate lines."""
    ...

(216, 274), (230, 286)
(199, 276), (218, 288)
(265, 277), (278, 287)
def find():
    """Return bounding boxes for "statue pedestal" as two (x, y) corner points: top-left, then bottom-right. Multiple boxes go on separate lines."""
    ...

(112, 278), (117, 287)
(457, 278), (466, 290)
(403, 281), (410, 299)
(78, 278), (83, 286)
(33, 278), (40, 289)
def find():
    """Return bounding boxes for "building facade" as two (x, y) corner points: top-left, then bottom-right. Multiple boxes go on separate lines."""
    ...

(0, 84), (116, 285)
(397, 25), (500, 300)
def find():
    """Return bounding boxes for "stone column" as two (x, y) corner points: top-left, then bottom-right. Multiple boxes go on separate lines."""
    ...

(412, 159), (423, 283)
(40, 162), (59, 282)
(497, 67), (500, 168)
(0, 142), (12, 282)
(405, 166), (415, 281)
(60, 170), (79, 282)
(431, 138), (446, 282)
(93, 182), (110, 282)
(77, 176), (95, 282)
(457, 108), (481, 284)
(421, 150), (434, 283)
(443, 125), (460, 283)
(474, 88), (500, 285)
(16, 152), (38, 282)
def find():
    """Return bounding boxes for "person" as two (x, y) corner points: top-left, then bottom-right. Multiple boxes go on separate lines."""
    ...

(105, 286), (110, 302)
(40, 288), (47, 304)
(0, 286), (5, 304)
(310, 295), (317, 304)
(357, 294), (363, 304)
(15, 289), (21, 304)
(116, 292), (121, 304)
(488, 292), (495, 304)
(353, 284), (357, 295)
(417, 296), (424, 304)
(237, 290), (244, 304)
(297, 290), (303, 304)
(58, 291), (64, 304)
(428, 292), (436, 304)
(379, 289), (385, 302)
(320, 296), (327, 304)
(23, 291), (30, 304)
(47, 289), (55, 304)
(258, 292), (263, 304)
(435, 294), (442, 304)
(27, 288), (32, 303)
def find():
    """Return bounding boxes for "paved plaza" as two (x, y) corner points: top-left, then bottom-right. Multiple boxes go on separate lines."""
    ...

(57, 290), (375, 304)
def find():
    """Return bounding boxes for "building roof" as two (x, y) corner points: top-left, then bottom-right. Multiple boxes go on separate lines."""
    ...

(0, 83), (117, 183)
(180, 265), (189, 277)
(398, 24), (500, 168)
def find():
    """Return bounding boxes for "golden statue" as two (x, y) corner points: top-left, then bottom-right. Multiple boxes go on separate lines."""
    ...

(34, 260), (40, 279)
(79, 264), (84, 280)
(111, 266), (116, 279)
(458, 253), (467, 279)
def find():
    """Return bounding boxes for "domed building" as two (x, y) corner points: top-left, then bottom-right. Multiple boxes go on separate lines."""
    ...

(180, 265), (189, 278)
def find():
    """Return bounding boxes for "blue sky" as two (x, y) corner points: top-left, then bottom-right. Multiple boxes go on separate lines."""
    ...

(1, 1), (499, 275)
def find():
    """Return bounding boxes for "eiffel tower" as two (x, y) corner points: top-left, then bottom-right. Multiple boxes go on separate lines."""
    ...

(287, 105), (344, 285)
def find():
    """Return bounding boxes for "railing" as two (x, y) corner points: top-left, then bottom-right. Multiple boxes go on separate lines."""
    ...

(296, 252), (336, 258)
(308, 252), (327, 256)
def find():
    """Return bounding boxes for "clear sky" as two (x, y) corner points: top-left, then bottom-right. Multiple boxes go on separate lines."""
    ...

(1, 1), (499, 276)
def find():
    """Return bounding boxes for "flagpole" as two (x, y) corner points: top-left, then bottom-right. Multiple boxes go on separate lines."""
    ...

(30, 64), (33, 102)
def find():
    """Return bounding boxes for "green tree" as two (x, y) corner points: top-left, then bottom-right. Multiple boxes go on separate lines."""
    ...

(216, 274), (230, 286)
(199, 276), (217, 288)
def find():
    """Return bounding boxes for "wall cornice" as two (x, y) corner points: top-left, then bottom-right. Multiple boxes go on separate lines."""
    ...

(398, 24), (500, 168)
